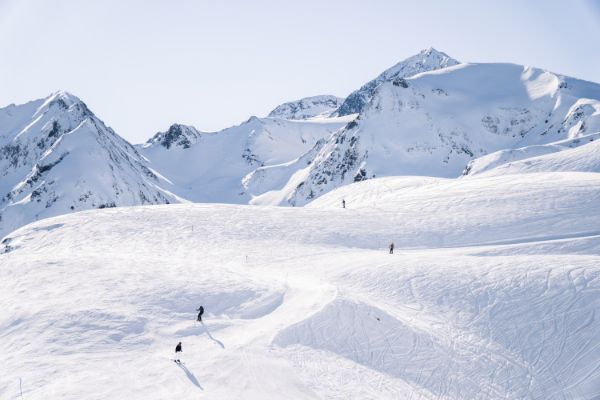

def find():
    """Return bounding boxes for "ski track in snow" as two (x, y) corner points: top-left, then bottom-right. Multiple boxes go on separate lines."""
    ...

(1, 173), (600, 399)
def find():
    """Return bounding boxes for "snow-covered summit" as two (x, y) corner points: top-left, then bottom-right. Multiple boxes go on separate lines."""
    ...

(336, 48), (459, 116)
(0, 92), (179, 238)
(267, 95), (343, 120)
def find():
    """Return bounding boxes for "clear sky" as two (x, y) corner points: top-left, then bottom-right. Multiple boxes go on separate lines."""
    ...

(1, 0), (600, 143)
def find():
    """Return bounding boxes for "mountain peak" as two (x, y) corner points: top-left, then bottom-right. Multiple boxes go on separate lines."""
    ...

(336, 49), (460, 116)
(419, 47), (447, 56)
(46, 90), (82, 107)
(145, 123), (203, 149)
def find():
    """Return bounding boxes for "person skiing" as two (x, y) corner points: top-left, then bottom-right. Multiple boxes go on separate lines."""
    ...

(342, 199), (346, 209)
(389, 242), (394, 254)
(196, 305), (204, 322)
(175, 342), (182, 363)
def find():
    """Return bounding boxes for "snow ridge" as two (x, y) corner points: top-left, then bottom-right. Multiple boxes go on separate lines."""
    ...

(268, 95), (343, 120)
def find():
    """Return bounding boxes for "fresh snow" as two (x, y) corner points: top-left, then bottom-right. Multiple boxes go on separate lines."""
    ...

(1, 172), (600, 399)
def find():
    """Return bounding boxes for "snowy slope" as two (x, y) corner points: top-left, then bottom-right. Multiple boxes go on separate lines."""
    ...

(267, 95), (343, 120)
(140, 116), (351, 203)
(336, 47), (460, 116)
(2, 172), (600, 399)
(479, 139), (600, 176)
(464, 131), (600, 176)
(278, 63), (600, 205)
(0, 92), (180, 238)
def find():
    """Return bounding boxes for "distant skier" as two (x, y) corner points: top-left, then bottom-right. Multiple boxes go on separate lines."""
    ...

(342, 199), (346, 208)
(175, 342), (182, 363)
(389, 242), (394, 254)
(196, 305), (204, 322)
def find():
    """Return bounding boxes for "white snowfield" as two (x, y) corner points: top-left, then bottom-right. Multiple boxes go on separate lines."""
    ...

(2, 171), (600, 399)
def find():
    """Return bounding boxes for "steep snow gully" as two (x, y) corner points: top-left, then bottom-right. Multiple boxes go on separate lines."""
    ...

(1, 172), (600, 399)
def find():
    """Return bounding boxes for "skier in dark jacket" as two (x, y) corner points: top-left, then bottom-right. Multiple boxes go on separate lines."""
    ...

(342, 199), (346, 208)
(389, 242), (394, 254)
(196, 305), (204, 322)
(175, 342), (182, 363)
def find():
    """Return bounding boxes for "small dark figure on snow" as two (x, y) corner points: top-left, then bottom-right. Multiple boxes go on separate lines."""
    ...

(342, 199), (346, 209)
(196, 305), (204, 322)
(389, 242), (394, 254)
(175, 342), (182, 363)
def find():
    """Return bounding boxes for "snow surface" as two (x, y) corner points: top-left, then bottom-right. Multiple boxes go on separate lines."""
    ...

(2, 172), (600, 399)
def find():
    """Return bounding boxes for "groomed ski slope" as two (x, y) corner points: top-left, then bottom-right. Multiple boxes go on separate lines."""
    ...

(1, 171), (600, 399)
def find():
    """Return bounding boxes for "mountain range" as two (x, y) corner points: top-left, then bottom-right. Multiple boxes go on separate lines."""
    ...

(2, 47), (600, 237)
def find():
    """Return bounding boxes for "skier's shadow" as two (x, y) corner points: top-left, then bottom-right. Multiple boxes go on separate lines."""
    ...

(176, 362), (203, 390)
(200, 321), (225, 349)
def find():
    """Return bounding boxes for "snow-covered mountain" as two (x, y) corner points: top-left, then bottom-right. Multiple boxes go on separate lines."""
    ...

(267, 95), (343, 120)
(139, 115), (351, 203)
(0, 92), (180, 238)
(3, 49), (600, 235)
(336, 48), (459, 116)
(277, 62), (600, 205)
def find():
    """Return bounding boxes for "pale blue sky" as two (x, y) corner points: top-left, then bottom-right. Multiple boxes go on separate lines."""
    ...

(1, 0), (599, 143)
